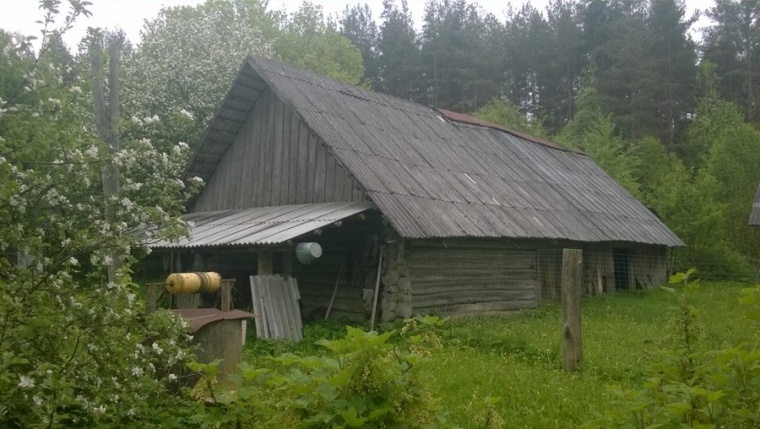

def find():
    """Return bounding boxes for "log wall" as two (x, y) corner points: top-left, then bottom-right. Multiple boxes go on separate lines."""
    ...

(406, 241), (539, 317)
(193, 89), (365, 212)
(380, 239), (412, 322)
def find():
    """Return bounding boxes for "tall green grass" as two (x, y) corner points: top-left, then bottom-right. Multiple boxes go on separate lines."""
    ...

(243, 282), (754, 428)
(427, 282), (753, 428)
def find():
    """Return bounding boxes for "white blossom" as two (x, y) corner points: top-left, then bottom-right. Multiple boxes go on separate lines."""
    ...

(18, 375), (35, 389)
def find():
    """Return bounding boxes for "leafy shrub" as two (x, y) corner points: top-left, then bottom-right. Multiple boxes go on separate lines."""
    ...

(191, 323), (445, 428)
(587, 270), (760, 428)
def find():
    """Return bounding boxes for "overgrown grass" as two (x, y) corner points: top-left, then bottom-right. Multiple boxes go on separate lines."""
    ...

(243, 282), (754, 428)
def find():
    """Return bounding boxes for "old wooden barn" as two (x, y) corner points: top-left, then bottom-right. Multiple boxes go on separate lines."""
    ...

(149, 57), (683, 321)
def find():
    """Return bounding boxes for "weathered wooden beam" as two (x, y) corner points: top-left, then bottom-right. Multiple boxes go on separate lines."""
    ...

(145, 283), (159, 315)
(258, 251), (273, 275)
(283, 252), (293, 280)
(221, 279), (232, 312)
(561, 248), (583, 372)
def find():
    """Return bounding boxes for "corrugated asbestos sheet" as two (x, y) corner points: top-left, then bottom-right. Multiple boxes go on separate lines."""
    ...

(149, 202), (373, 249)
(185, 57), (684, 247)
(750, 184), (760, 226)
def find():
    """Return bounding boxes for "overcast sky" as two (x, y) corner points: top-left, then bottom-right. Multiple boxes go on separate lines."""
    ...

(1, 0), (713, 49)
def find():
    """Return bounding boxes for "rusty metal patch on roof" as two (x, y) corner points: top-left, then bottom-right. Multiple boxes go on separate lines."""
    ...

(148, 202), (374, 249)
(435, 108), (578, 153)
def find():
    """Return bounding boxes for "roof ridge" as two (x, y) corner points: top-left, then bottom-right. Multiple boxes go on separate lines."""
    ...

(248, 56), (581, 156)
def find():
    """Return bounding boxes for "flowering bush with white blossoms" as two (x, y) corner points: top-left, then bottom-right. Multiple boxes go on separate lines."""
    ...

(0, 2), (204, 427)
(121, 0), (366, 152)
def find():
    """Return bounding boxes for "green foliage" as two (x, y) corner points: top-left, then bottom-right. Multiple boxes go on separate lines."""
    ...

(124, 0), (366, 150)
(557, 88), (640, 197)
(274, 3), (366, 89)
(589, 271), (760, 428)
(0, 4), (201, 427)
(190, 324), (443, 428)
(474, 98), (547, 137)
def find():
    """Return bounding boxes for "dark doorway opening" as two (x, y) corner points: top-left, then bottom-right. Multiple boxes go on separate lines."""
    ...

(613, 249), (632, 290)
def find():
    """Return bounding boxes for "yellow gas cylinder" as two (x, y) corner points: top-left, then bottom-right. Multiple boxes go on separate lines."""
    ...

(166, 272), (222, 294)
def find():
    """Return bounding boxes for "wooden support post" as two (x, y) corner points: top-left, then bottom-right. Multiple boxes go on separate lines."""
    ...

(561, 248), (583, 372)
(283, 252), (293, 280)
(258, 251), (273, 275)
(221, 280), (232, 312)
(370, 246), (385, 330)
(145, 283), (158, 315)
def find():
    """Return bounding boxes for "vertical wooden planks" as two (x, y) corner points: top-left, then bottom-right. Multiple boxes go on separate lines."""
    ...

(296, 123), (309, 203)
(265, 92), (282, 206)
(249, 275), (303, 341)
(255, 91), (268, 207)
(306, 133), (317, 202)
(191, 89), (369, 211)
(288, 110), (299, 204)
(325, 148), (336, 201)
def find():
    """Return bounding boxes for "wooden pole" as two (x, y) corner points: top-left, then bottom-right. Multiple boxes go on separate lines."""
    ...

(221, 279), (232, 312)
(145, 283), (158, 315)
(258, 251), (273, 275)
(561, 248), (583, 372)
(324, 258), (346, 320)
(91, 32), (123, 285)
(370, 246), (385, 330)
(282, 252), (293, 280)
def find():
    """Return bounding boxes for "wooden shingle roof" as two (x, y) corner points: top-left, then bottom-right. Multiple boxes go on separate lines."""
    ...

(185, 57), (683, 247)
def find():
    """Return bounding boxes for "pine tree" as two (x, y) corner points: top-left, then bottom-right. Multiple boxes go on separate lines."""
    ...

(703, 0), (760, 125)
(420, 0), (500, 111)
(339, 4), (380, 88)
(646, 0), (698, 147)
(538, 0), (586, 133)
(377, 0), (423, 101)
(503, 3), (550, 117)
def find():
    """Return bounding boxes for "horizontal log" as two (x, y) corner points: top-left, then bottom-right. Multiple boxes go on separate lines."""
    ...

(298, 286), (364, 300)
(414, 300), (538, 316)
(412, 283), (536, 296)
(412, 291), (536, 307)
(410, 271), (537, 282)
(301, 306), (366, 322)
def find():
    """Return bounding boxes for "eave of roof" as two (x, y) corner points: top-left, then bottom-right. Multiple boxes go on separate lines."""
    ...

(148, 202), (374, 250)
